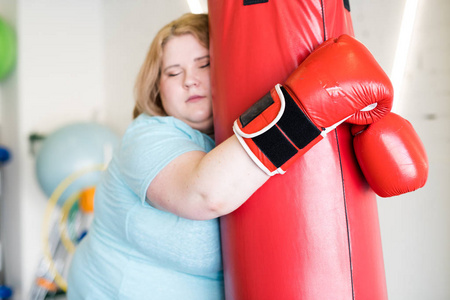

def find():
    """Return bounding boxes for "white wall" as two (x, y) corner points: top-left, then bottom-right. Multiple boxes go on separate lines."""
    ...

(352, 0), (450, 299)
(19, 1), (106, 298)
(102, 0), (193, 135)
(0, 0), (20, 297)
(0, 0), (191, 298)
(0, 0), (448, 299)
(1, 0), (106, 298)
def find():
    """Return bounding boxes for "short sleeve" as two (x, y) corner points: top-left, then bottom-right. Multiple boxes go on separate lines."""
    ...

(117, 115), (214, 205)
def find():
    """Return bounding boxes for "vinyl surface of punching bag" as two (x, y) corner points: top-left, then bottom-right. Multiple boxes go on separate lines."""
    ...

(208, 0), (388, 299)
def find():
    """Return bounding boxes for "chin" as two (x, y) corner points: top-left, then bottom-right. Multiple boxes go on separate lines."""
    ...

(190, 119), (214, 135)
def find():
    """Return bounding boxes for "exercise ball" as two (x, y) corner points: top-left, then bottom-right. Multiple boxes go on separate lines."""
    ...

(0, 146), (10, 163)
(35, 122), (120, 206)
(0, 17), (16, 80)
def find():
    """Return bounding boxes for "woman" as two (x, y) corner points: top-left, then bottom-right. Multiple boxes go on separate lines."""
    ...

(67, 13), (268, 300)
(67, 12), (391, 299)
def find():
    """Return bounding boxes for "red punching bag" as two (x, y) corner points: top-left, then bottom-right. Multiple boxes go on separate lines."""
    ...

(208, 1), (388, 299)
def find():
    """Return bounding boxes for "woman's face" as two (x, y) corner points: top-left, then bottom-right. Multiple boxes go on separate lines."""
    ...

(159, 34), (213, 134)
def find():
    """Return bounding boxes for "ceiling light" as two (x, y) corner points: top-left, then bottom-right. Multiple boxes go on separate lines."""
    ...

(187, 0), (205, 14)
(391, 0), (420, 113)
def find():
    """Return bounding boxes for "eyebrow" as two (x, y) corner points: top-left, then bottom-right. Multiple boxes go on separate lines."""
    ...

(162, 55), (210, 73)
(195, 55), (210, 62)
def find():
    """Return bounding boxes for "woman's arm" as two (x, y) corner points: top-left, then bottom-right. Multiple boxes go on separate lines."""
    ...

(147, 134), (269, 220)
(147, 35), (395, 221)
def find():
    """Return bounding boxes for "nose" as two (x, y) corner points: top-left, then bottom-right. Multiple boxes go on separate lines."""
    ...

(184, 69), (200, 88)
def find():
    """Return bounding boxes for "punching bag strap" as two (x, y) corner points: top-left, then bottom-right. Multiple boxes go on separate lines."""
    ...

(343, 0), (351, 12)
(243, 0), (268, 6)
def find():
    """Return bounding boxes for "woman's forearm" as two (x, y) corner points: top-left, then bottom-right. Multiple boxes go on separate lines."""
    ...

(146, 135), (269, 220)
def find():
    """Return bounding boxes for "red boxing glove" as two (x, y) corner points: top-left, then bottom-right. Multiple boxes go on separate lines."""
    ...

(234, 34), (393, 176)
(352, 112), (428, 197)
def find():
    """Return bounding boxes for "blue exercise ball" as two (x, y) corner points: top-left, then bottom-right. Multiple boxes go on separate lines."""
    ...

(0, 146), (10, 163)
(35, 122), (120, 206)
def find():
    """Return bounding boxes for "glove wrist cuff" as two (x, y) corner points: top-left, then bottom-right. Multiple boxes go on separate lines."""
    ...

(234, 85), (323, 175)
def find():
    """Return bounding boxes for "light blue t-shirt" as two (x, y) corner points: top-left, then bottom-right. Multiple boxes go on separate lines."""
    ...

(67, 115), (223, 300)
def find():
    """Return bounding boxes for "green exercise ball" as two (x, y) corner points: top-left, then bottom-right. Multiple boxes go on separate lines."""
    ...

(0, 17), (17, 80)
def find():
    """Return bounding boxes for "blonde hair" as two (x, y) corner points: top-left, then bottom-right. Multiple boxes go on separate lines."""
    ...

(133, 13), (209, 119)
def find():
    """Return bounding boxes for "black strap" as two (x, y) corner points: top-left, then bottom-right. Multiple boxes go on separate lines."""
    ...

(277, 87), (322, 149)
(249, 87), (321, 168)
(253, 126), (298, 168)
(239, 92), (274, 127)
(243, 0), (268, 6)
(343, 0), (351, 12)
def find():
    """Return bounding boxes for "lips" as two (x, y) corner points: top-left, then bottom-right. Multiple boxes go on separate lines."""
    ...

(186, 95), (205, 102)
